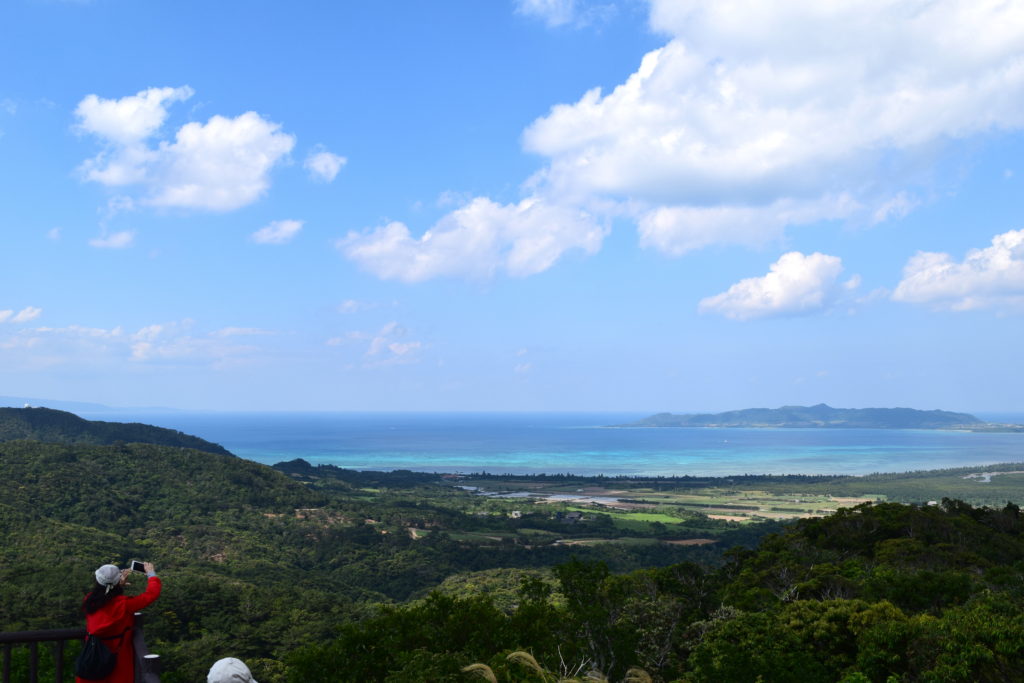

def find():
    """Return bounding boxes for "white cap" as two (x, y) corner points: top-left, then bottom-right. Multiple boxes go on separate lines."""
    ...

(207, 657), (257, 683)
(94, 564), (121, 594)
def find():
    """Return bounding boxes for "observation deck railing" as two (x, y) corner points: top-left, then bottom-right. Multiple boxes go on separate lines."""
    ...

(0, 612), (159, 683)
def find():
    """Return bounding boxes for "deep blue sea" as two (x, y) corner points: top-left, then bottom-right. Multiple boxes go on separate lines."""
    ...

(81, 411), (1024, 477)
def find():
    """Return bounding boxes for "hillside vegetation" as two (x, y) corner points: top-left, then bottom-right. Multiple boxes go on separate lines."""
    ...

(287, 499), (1024, 682)
(3, 418), (1024, 681)
(0, 406), (231, 455)
(0, 441), (747, 682)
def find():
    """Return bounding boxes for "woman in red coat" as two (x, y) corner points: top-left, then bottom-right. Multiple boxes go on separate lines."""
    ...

(76, 562), (162, 683)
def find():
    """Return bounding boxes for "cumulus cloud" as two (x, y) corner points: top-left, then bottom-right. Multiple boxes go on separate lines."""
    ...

(76, 87), (294, 211)
(304, 148), (347, 182)
(892, 229), (1024, 311)
(88, 230), (135, 249)
(251, 219), (303, 245)
(522, 0), (1024, 253)
(339, 196), (605, 282)
(148, 113), (295, 211)
(76, 86), (193, 145)
(699, 251), (853, 320)
(0, 307), (42, 324)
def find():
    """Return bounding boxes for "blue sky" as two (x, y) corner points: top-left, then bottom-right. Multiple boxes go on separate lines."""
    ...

(2, 0), (1023, 413)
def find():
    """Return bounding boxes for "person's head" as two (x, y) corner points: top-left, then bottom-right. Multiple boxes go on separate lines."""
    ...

(95, 565), (124, 591)
(207, 657), (257, 683)
(83, 564), (125, 614)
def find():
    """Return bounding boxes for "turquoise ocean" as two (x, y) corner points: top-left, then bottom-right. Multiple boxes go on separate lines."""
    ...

(84, 411), (1024, 477)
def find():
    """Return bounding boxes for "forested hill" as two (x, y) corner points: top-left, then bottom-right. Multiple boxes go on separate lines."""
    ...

(0, 440), (748, 681)
(618, 403), (992, 429)
(0, 406), (232, 455)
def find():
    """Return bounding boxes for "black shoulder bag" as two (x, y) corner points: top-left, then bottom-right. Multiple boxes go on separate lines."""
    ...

(74, 626), (130, 680)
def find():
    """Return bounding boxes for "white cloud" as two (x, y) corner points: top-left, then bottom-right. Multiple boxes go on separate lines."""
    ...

(339, 196), (605, 282)
(333, 322), (424, 366)
(367, 321), (403, 356)
(126, 320), (261, 366)
(211, 327), (274, 338)
(251, 219), (303, 245)
(1, 318), (262, 370)
(437, 190), (472, 208)
(523, 0), (1024, 253)
(699, 251), (850, 320)
(0, 324), (123, 368)
(892, 229), (1024, 311)
(514, 0), (614, 28)
(304, 148), (347, 183)
(871, 193), (918, 225)
(387, 341), (421, 356)
(638, 195), (857, 256)
(11, 307), (42, 323)
(88, 230), (135, 249)
(34, 324), (122, 338)
(0, 307), (42, 324)
(338, 299), (378, 314)
(149, 113), (295, 211)
(516, 0), (576, 26)
(76, 87), (294, 212)
(104, 195), (135, 217)
(75, 86), (193, 145)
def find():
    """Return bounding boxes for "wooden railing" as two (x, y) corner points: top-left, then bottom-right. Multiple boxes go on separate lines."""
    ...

(0, 612), (159, 683)
(131, 612), (160, 683)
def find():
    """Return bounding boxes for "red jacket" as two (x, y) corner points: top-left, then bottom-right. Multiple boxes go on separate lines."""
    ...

(76, 576), (162, 683)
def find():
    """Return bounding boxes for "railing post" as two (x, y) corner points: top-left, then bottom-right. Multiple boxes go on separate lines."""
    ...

(3, 643), (11, 683)
(27, 641), (37, 683)
(54, 640), (66, 683)
(132, 612), (160, 683)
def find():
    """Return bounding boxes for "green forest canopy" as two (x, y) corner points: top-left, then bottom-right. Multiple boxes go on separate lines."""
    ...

(2, 416), (1024, 681)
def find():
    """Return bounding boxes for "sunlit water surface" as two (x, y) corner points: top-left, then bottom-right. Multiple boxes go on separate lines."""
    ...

(84, 411), (1024, 477)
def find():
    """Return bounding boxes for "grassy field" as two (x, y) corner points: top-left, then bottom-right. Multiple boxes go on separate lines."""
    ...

(458, 461), (1024, 528)
(460, 478), (876, 525)
(278, 462), (1024, 554)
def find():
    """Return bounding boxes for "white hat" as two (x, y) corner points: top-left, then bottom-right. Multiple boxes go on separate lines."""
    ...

(207, 657), (257, 683)
(94, 564), (121, 594)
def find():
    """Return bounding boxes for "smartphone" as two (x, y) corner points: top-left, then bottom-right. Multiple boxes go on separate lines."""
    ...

(130, 560), (146, 573)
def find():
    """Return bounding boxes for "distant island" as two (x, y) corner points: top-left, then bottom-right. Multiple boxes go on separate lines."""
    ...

(615, 404), (1024, 432)
(0, 406), (233, 455)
